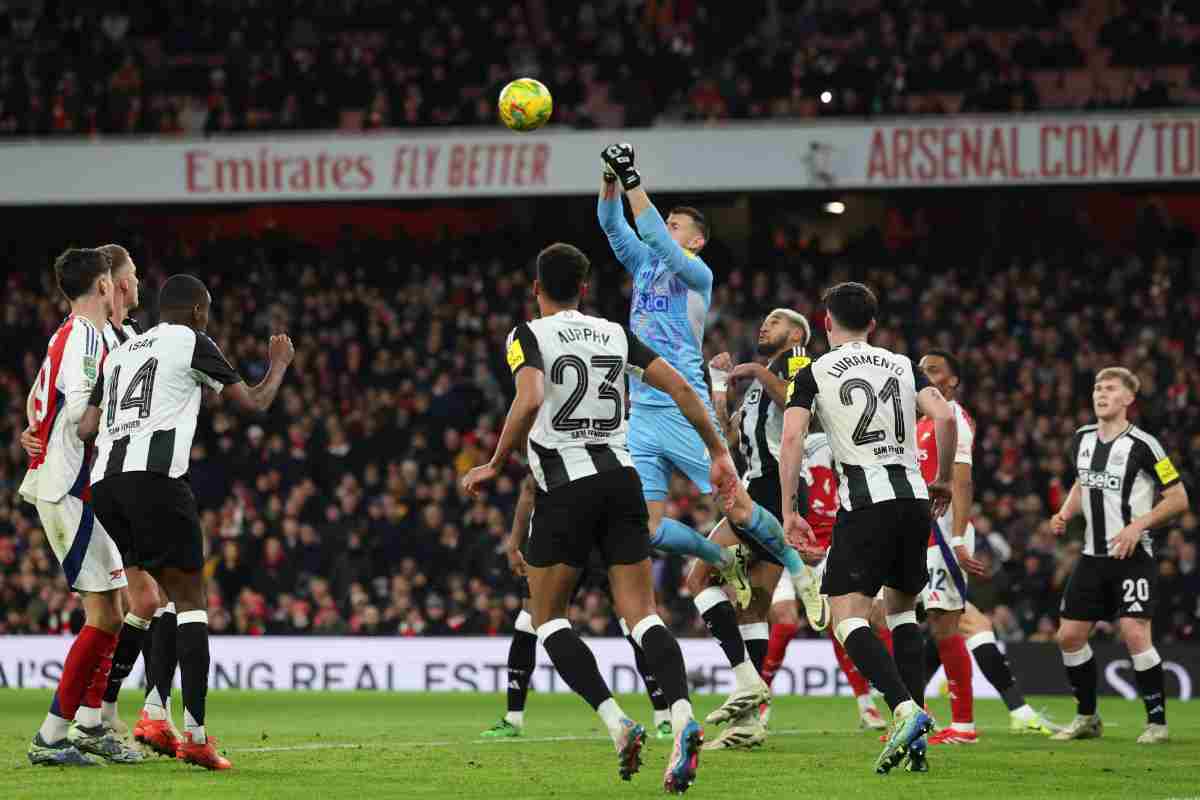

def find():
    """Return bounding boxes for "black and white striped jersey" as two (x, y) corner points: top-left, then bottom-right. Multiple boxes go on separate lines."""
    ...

(737, 346), (809, 480)
(90, 323), (242, 483)
(506, 310), (659, 492)
(786, 340), (929, 511)
(102, 318), (141, 351)
(1072, 423), (1181, 557)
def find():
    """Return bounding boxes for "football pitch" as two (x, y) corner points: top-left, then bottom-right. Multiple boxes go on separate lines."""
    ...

(1, 690), (1196, 799)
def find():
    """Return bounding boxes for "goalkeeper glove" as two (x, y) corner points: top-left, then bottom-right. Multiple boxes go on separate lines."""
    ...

(601, 143), (641, 190)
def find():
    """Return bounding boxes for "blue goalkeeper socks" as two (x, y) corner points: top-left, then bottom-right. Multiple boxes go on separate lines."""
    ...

(650, 518), (725, 566)
(736, 503), (805, 574)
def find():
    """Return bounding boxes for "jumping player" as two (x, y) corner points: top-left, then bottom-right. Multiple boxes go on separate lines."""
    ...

(598, 143), (751, 601)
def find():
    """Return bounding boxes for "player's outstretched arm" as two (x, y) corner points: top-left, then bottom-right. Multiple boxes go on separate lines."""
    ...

(631, 200), (712, 293)
(224, 335), (294, 412)
(597, 170), (650, 274)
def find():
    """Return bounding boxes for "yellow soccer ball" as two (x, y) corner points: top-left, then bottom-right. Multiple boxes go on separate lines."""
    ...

(498, 78), (553, 132)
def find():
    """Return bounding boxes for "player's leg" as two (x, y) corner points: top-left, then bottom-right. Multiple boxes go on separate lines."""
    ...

(1052, 556), (1105, 741)
(922, 536), (975, 744)
(29, 498), (141, 766)
(1117, 554), (1167, 743)
(481, 603), (537, 737)
(958, 603), (1059, 734)
(609, 559), (701, 793)
(722, 481), (828, 627)
(138, 600), (181, 753)
(738, 565), (777, 676)
(619, 618), (672, 737)
(763, 582), (799, 690)
(685, 520), (770, 726)
(528, 473), (647, 781)
(629, 409), (732, 570)
(100, 567), (157, 735)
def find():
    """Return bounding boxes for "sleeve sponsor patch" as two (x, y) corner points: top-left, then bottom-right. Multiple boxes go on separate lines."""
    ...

(82, 355), (98, 381)
(506, 338), (525, 373)
(1154, 457), (1179, 485)
(787, 355), (810, 377)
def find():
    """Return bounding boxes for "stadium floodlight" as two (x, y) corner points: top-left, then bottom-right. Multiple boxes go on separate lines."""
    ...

(823, 201), (845, 215)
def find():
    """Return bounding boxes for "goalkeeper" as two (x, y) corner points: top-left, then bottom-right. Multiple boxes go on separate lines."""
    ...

(597, 143), (752, 602)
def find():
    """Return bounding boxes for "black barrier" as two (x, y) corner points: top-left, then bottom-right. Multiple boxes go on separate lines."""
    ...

(1007, 642), (1198, 700)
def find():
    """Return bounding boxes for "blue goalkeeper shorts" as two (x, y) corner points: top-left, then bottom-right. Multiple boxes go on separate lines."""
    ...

(627, 404), (713, 502)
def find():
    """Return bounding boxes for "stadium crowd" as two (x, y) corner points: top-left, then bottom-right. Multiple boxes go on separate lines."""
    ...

(3, 0), (1200, 137)
(0, 195), (1196, 644)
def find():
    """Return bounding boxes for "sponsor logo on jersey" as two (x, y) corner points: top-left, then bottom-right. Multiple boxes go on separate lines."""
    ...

(1155, 457), (1179, 485)
(633, 291), (669, 312)
(1079, 469), (1121, 490)
(82, 355), (97, 381)
(506, 339), (525, 372)
(787, 355), (810, 377)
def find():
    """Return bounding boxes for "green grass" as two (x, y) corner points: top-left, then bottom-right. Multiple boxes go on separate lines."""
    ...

(1, 690), (1195, 799)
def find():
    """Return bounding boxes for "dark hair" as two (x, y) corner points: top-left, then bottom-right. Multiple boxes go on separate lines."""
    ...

(536, 243), (590, 303)
(821, 281), (877, 332)
(159, 273), (209, 312)
(54, 248), (112, 302)
(924, 349), (961, 379)
(96, 244), (132, 275)
(669, 206), (709, 247)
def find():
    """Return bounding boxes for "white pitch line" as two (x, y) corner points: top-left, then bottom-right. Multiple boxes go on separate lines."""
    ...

(230, 724), (1037, 754)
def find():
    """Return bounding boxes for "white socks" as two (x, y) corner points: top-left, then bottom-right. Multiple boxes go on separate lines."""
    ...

(184, 708), (205, 744)
(856, 694), (876, 713)
(504, 711), (524, 728)
(102, 701), (119, 726)
(76, 705), (102, 729)
(653, 709), (672, 727)
(597, 698), (627, 744)
(39, 713), (70, 744)
(733, 660), (762, 690)
(893, 699), (917, 719)
(1011, 705), (1036, 722)
(670, 698), (694, 733)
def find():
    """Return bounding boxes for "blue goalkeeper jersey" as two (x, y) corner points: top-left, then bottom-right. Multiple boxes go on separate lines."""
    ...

(598, 197), (713, 410)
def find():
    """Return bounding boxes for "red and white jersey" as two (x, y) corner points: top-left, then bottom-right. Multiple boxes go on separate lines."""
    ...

(802, 432), (838, 546)
(917, 399), (975, 542)
(19, 315), (105, 504)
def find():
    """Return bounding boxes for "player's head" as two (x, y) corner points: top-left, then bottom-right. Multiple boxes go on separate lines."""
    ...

(821, 281), (877, 340)
(534, 242), (590, 310)
(758, 308), (810, 356)
(158, 274), (212, 332)
(1093, 366), (1138, 422)
(54, 247), (113, 312)
(96, 243), (139, 313)
(667, 206), (708, 253)
(919, 349), (961, 400)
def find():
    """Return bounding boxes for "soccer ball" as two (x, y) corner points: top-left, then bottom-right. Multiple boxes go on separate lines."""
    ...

(498, 78), (553, 132)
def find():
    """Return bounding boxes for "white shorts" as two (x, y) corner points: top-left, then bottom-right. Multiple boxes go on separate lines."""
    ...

(920, 521), (975, 612)
(36, 495), (127, 593)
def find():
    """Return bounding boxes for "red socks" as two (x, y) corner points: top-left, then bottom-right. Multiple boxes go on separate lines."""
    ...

(762, 622), (799, 687)
(829, 628), (871, 697)
(51, 625), (117, 722)
(938, 634), (974, 725)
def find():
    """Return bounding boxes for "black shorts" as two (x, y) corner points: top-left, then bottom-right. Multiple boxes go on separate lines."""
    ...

(821, 499), (931, 598)
(526, 467), (649, 569)
(1060, 553), (1158, 621)
(732, 473), (785, 566)
(92, 472), (205, 573)
(519, 551), (611, 600)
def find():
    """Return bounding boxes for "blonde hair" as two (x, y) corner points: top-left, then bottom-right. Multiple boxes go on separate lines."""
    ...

(1095, 366), (1140, 394)
(768, 308), (810, 353)
(96, 244), (132, 275)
